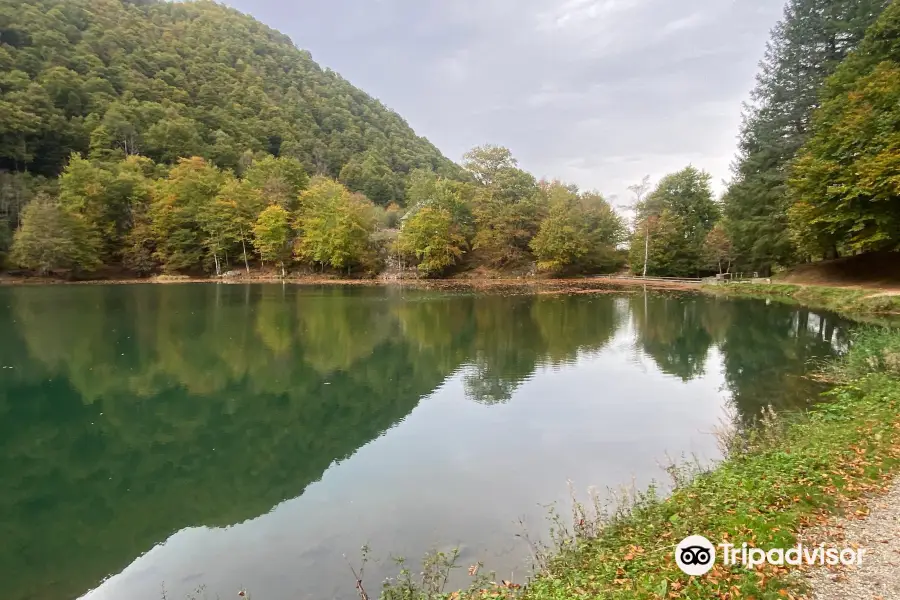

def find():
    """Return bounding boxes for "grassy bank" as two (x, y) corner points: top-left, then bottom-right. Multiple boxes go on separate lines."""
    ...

(520, 327), (900, 600)
(381, 326), (900, 600)
(704, 282), (900, 316)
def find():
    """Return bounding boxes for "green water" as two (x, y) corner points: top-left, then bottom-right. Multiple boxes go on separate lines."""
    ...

(0, 284), (851, 600)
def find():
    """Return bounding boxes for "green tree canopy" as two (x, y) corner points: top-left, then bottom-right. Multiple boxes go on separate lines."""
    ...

(0, 219), (10, 266)
(463, 146), (541, 267)
(150, 157), (224, 272)
(722, 0), (890, 273)
(11, 194), (100, 275)
(242, 155), (309, 211)
(0, 0), (461, 185)
(788, 1), (900, 257)
(294, 178), (377, 272)
(630, 166), (719, 277)
(397, 180), (471, 276)
(530, 182), (624, 273)
(253, 205), (293, 277)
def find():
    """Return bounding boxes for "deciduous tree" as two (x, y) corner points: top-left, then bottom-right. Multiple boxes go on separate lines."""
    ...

(294, 178), (376, 272)
(253, 205), (293, 277)
(530, 182), (624, 273)
(11, 195), (101, 275)
(150, 157), (224, 273)
(630, 166), (719, 276)
(397, 180), (470, 276)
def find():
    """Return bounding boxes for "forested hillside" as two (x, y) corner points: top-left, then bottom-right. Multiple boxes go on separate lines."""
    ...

(0, 0), (460, 195)
(0, 0), (629, 279)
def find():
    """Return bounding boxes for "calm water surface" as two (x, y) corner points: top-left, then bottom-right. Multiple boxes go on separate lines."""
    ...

(0, 284), (852, 600)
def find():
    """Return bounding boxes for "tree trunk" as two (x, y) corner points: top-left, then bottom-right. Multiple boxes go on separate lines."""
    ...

(642, 223), (650, 277)
(213, 252), (221, 276)
(239, 226), (250, 274)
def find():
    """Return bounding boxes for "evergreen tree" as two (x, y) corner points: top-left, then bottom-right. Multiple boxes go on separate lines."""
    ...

(789, 1), (900, 257)
(723, 0), (889, 273)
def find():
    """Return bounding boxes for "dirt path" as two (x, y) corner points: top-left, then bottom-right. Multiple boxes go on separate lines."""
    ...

(805, 479), (900, 599)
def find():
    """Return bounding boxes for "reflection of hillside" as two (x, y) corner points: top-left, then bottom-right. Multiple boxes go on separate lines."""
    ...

(0, 288), (440, 600)
(2, 285), (848, 600)
(0, 285), (626, 600)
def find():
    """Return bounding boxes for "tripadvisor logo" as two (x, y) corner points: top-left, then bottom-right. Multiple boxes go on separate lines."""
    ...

(675, 535), (716, 576)
(675, 535), (867, 575)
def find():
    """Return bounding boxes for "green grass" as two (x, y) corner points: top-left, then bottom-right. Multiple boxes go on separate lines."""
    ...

(382, 325), (900, 600)
(703, 282), (900, 316)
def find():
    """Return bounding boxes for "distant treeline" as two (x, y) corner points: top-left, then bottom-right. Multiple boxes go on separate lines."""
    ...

(0, 146), (628, 277)
(1, 0), (898, 278)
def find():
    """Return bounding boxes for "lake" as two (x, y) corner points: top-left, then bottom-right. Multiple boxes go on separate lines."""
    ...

(0, 284), (851, 600)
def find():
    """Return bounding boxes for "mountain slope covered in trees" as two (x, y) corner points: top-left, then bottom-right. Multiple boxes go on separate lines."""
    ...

(0, 0), (460, 202)
(0, 0), (631, 279)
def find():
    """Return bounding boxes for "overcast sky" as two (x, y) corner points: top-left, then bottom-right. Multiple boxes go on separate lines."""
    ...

(225, 0), (786, 205)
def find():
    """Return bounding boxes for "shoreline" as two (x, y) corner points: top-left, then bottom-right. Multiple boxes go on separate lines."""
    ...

(0, 273), (705, 292)
(5, 272), (900, 317)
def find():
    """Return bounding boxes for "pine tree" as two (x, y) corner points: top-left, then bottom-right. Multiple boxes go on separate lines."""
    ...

(789, 1), (900, 256)
(723, 0), (889, 273)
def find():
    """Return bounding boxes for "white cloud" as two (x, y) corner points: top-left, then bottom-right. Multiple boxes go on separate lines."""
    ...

(662, 12), (706, 34)
(536, 0), (645, 30)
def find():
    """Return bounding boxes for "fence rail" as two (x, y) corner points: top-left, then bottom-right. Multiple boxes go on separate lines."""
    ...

(592, 274), (705, 284)
(592, 274), (774, 286)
